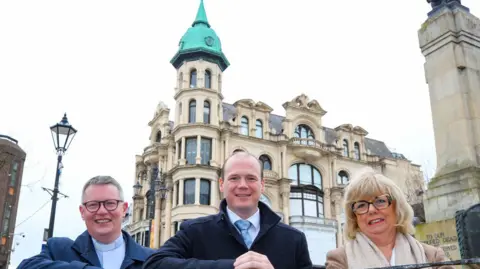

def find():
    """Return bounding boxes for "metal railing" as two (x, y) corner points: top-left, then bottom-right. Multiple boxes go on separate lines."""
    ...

(368, 258), (480, 269)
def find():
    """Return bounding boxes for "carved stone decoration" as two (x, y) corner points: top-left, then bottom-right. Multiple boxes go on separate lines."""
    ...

(155, 101), (169, 117)
(282, 94), (327, 115)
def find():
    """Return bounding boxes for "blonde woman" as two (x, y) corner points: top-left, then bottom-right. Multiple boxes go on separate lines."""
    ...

(325, 168), (453, 269)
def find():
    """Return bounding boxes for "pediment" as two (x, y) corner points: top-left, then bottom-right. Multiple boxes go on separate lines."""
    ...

(233, 99), (255, 108)
(334, 124), (354, 132)
(255, 101), (273, 112)
(282, 93), (327, 115)
(353, 126), (368, 136)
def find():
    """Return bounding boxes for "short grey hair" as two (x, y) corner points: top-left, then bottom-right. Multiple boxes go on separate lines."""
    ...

(81, 176), (125, 203)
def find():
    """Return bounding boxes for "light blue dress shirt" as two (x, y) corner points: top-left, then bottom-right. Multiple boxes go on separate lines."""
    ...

(91, 234), (125, 269)
(226, 206), (261, 245)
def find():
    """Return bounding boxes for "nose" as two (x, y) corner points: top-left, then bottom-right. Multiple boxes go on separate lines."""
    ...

(368, 203), (378, 214)
(237, 178), (248, 188)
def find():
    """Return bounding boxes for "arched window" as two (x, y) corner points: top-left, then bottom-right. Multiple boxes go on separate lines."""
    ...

(189, 69), (197, 88)
(203, 101), (210, 124)
(259, 155), (272, 170)
(337, 170), (349, 185)
(240, 116), (249, 135)
(188, 100), (196, 123)
(289, 186), (324, 218)
(294, 124), (315, 145)
(343, 139), (349, 157)
(255, 119), (263, 138)
(146, 190), (155, 219)
(288, 163), (322, 189)
(205, 70), (211, 88)
(354, 142), (360, 160)
(155, 131), (161, 142)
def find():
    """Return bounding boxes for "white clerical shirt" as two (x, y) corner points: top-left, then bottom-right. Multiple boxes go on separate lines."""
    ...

(91, 234), (125, 269)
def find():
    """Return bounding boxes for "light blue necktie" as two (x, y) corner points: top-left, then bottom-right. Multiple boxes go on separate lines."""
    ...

(234, 220), (253, 248)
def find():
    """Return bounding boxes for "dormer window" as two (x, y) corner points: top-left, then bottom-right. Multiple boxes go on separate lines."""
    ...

(240, 116), (249, 135)
(343, 139), (349, 157)
(354, 142), (360, 160)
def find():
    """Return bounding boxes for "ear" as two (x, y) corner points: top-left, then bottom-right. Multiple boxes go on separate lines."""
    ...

(79, 205), (85, 220)
(219, 178), (224, 192)
(260, 178), (265, 192)
(122, 201), (128, 214)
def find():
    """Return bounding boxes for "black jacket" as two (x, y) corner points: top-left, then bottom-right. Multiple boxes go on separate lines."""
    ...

(143, 199), (312, 269)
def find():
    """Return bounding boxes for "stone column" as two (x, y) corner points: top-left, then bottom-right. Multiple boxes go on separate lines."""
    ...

(195, 178), (201, 204)
(153, 195), (161, 248)
(280, 178), (290, 225)
(196, 135), (202, 164)
(419, 2), (480, 222)
(162, 187), (173, 245)
(178, 179), (184, 205)
(179, 137), (186, 165)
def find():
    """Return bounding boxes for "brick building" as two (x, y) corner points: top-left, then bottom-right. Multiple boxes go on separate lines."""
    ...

(0, 135), (26, 268)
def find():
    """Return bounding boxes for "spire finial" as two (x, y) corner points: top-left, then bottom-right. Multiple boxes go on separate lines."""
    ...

(193, 0), (210, 27)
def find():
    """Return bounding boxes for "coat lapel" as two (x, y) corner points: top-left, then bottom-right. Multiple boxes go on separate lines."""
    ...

(72, 231), (101, 267)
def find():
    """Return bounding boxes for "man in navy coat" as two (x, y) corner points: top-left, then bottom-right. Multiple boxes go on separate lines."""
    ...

(18, 176), (154, 269)
(143, 151), (313, 269)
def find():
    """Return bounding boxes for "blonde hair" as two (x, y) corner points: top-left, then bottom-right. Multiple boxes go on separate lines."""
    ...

(343, 167), (415, 240)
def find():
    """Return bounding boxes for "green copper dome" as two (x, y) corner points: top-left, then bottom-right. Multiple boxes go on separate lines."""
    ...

(170, 0), (230, 71)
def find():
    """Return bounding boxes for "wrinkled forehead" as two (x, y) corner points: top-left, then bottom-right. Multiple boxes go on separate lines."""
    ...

(224, 154), (261, 178)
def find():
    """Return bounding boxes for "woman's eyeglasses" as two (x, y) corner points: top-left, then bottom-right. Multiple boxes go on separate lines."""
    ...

(351, 194), (393, 215)
(82, 199), (123, 213)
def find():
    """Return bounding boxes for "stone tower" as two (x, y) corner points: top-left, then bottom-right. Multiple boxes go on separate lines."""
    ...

(419, 0), (480, 222)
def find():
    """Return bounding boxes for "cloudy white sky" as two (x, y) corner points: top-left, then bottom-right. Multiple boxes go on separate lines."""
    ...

(1, 0), (479, 267)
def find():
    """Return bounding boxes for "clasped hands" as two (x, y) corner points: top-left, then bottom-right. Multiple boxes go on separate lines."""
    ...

(233, 251), (274, 269)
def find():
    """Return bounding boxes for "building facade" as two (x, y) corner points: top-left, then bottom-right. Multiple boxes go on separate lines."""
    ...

(0, 135), (26, 268)
(124, 1), (426, 265)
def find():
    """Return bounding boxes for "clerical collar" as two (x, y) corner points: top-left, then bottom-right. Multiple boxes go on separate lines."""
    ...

(92, 233), (124, 252)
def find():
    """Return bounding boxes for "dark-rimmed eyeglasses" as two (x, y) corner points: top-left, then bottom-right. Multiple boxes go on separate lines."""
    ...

(82, 199), (123, 213)
(351, 194), (393, 215)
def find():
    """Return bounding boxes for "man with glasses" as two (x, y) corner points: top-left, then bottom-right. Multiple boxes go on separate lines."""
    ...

(18, 176), (154, 269)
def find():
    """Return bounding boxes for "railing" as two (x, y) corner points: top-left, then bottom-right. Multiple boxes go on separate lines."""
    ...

(263, 170), (278, 178)
(368, 258), (480, 269)
(288, 138), (331, 151)
(289, 215), (338, 227)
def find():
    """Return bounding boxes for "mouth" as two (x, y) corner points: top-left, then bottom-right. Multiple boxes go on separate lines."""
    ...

(235, 194), (251, 198)
(94, 219), (112, 224)
(368, 218), (385, 225)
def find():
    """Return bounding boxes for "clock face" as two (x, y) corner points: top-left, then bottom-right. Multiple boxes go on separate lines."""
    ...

(205, 36), (214, 46)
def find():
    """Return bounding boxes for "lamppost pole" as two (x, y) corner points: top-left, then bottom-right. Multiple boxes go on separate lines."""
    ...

(45, 113), (77, 239)
(47, 154), (62, 238)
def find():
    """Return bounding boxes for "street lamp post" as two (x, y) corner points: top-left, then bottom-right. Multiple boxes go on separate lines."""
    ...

(47, 113), (77, 239)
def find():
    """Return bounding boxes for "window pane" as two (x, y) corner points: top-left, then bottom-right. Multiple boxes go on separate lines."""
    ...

(288, 165), (298, 185)
(299, 164), (312, 185)
(203, 101), (210, 124)
(289, 199), (302, 216)
(10, 162), (18, 187)
(304, 199), (317, 217)
(313, 168), (322, 189)
(184, 179), (195, 204)
(185, 138), (197, 164)
(189, 101), (196, 123)
(200, 179), (211, 205)
(200, 138), (211, 165)
(255, 120), (263, 138)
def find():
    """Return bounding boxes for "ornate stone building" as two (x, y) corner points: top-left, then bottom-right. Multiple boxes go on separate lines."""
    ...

(124, 0), (426, 265)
